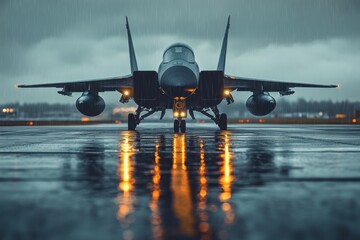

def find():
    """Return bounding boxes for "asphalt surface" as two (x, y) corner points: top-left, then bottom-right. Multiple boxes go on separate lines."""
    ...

(0, 123), (360, 240)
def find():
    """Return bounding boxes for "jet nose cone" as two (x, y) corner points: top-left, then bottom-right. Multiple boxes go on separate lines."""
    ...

(160, 65), (197, 97)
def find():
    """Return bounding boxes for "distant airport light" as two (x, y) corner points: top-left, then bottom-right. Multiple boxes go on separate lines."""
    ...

(124, 90), (129, 96)
(224, 90), (230, 95)
(27, 121), (33, 126)
(335, 114), (347, 119)
(2, 108), (14, 113)
(352, 118), (357, 124)
(81, 117), (90, 122)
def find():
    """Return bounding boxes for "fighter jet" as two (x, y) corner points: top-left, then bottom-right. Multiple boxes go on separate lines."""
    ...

(18, 17), (337, 133)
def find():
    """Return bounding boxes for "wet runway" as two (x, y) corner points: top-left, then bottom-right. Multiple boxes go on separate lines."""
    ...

(1, 124), (360, 240)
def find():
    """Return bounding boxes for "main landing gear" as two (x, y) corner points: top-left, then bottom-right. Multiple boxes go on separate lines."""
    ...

(174, 119), (186, 133)
(128, 106), (164, 130)
(194, 106), (228, 130)
(128, 113), (137, 130)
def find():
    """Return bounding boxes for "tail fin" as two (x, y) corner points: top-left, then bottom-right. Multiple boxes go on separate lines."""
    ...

(126, 16), (138, 73)
(217, 16), (230, 72)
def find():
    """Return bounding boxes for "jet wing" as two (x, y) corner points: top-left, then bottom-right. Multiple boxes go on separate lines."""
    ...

(223, 74), (338, 94)
(17, 75), (133, 93)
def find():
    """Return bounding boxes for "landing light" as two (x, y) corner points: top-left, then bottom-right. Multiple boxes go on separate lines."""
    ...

(124, 90), (129, 96)
(180, 111), (186, 117)
(2, 108), (14, 113)
(174, 112), (179, 117)
(224, 90), (230, 95)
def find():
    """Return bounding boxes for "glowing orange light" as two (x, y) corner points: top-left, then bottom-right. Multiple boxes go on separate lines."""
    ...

(246, 119), (250, 123)
(222, 202), (231, 212)
(150, 142), (163, 240)
(2, 108), (6, 113)
(174, 112), (179, 117)
(199, 222), (210, 233)
(185, 88), (196, 92)
(219, 134), (233, 202)
(352, 118), (357, 124)
(197, 140), (211, 238)
(335, 114), (346, 119)
(114, 120), (121, 124)
(27, 121), (33, 126)
(81, 117), (90, 122)
(117, 132), (135, 221)
(172, 134), (195, 236)
(124, 90), (129, 96)
(224, 90), (230, 95)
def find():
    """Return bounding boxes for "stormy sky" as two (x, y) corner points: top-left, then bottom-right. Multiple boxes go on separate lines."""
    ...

(1, 0), (359, 104)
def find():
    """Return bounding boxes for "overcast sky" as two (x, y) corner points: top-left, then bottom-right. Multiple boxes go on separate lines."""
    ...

(1, 0), (359, 104)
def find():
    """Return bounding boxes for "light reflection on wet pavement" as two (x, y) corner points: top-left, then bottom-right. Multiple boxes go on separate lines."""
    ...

(1, 124), (360, 240)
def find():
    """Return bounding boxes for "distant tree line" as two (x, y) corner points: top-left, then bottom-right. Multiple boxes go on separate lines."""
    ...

(221, 98), (360, 118)
(0, 102), (76, 118)
(274, 98), (359, 116)
(1, 99), (360, 118)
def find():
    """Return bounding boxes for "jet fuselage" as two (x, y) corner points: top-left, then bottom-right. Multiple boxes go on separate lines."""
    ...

(158, 43), (199, 98)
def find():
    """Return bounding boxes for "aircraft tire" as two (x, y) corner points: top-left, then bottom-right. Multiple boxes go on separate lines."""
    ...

(128, 113), (137, 130)
(174, 120), (179, 133)
(180, 120), (186, 133)
(219, 113), (227, 130)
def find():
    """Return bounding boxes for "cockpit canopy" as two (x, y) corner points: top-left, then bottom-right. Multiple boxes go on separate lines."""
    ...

(163, 43), (195, 63)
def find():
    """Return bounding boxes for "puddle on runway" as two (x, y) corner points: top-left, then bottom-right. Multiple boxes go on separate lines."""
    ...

(112, 130), (287, 240)
(2, 125), (360, 239)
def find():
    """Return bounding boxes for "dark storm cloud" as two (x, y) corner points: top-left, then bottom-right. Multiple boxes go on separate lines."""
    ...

(2, 0), (360, 45)
(1, 0), (360, 102)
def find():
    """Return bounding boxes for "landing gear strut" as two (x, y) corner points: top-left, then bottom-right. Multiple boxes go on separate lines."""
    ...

(128, 106), (161, 130)
(196, 106), (227, 130)
(173, 119), (186, 133)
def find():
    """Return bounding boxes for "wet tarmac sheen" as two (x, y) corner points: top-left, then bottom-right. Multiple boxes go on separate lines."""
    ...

(0, 124), (360, 240)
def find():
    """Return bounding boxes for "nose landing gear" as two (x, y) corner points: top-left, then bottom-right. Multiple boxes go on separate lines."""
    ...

(173, 98), (187, 133)
(174, 119), (186, 133)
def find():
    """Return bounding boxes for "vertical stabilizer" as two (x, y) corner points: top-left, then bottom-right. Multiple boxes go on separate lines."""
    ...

(126, 16), (138, 73)
(217, 16), (230, 72)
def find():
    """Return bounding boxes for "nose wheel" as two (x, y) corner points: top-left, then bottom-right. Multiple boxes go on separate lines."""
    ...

(128, 113), (137, 130)
(219, 113), (227, 130)
(174, 119), (186, 133)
